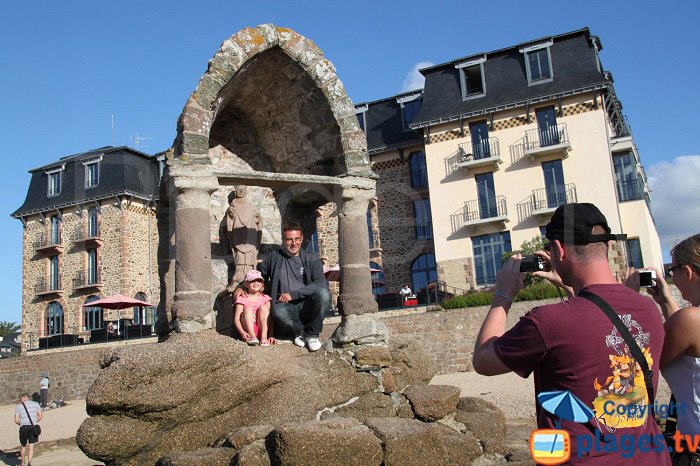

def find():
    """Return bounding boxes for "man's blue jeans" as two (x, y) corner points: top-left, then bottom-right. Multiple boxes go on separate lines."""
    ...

(271, 288), (330, 338)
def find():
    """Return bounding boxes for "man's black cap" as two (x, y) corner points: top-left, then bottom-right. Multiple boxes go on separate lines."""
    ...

(545, 203), (627, 244)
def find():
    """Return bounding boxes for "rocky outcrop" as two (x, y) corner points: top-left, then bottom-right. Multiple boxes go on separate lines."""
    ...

(77, 331), (514, 465)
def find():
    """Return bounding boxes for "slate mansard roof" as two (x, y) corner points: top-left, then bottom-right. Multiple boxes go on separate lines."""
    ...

(411, 27), (609, 128)
(11, 146), (160, 219)
(355, 90), (424, 154)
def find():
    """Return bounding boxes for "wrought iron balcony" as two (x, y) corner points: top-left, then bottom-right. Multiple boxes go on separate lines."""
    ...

(73, 269), (103, 289)
(516, 184), (578, 220)
(35, 275), (63, 295)
(74, 225), (103, 246)
(456, 137), (502, 174)
(616, 179), (645, 202)
(523, 123), (571, 161)
(450, 195), (508, 232)
(34, 232), (63, 253)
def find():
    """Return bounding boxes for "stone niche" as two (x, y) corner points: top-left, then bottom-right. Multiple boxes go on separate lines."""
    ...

(157, 23), (381, 339)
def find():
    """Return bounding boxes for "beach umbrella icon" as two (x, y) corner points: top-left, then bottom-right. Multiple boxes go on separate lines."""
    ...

(537, 390), (594, 423)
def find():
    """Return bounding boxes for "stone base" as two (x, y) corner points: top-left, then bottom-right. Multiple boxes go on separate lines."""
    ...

(331, 314), (389, 346)
(173, 311), (216, 333)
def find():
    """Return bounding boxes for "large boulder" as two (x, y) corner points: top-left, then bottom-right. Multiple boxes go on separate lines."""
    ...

(404, 384), (461, 421)
(269, 418), (383, 465)
(364, 417), (481, 466)
(77, 331), (376, 465)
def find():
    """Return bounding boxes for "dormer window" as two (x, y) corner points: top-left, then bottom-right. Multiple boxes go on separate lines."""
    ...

(520, 40), (554, 85)
(397, 93), (423, 131)
(355, 104), (368, 133)
(45, 166), (64, 197)
(456, 56), (486, 100)
(83, 158), (101, 188)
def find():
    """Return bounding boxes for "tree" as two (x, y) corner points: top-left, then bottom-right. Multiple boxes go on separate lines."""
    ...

(503, 236), (546, 287)
(0, 321), (20, 339)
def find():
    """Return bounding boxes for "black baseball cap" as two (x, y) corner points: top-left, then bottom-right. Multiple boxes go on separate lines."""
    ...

(545, 203), (627, 245)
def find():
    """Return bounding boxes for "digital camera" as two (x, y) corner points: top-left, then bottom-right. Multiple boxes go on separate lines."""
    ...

(639, 270), (656, 287)
(519, 255), (546, 273)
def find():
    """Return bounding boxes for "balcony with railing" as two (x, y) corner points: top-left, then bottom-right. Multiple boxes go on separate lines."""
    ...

(33, 232), (63, 254)
(616, 178), (645, 203)
(450, 195), (508, 233)
(523, 123), (571, 161)
(516, 184), (578, 220)
(74, 224), (103, 246)
(455, 137), (503, 174)
(35, 275), (63, 296)
(73, 269), (103, 290)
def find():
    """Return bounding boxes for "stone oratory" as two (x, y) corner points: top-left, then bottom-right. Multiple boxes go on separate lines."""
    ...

(157, 24), (388, 346)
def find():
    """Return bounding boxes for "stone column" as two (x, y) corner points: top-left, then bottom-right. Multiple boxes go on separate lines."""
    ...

(170, 172), (219, 333)
(332, 180), (389, 346)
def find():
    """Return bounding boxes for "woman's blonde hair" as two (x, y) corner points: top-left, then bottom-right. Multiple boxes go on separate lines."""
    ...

(671, 233), (700, 271)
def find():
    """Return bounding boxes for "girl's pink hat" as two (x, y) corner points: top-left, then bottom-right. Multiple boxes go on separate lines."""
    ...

(244, 270), (264, 282)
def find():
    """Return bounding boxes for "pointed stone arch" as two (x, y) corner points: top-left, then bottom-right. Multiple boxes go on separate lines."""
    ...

(173, 24), (370, 176)
(160, 24), (385, 346)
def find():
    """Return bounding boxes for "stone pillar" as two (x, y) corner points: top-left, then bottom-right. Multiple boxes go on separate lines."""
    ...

(332, 180), (389, 346)
(171, 173), (219, 333)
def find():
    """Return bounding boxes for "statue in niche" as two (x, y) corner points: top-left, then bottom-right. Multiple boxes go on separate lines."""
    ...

(225, 185), (262, 292)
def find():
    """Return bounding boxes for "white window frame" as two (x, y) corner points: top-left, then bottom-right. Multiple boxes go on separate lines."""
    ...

(45, 166), (65, 197)
(396, 92), (422, 132)
(455, 56), (486, 100)
(520, 40), (554, 86)
(83, 156), (102, 189)
(355, 104), (368, 133)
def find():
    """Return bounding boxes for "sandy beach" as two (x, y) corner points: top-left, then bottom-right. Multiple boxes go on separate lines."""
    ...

(0, 371), (671, 465)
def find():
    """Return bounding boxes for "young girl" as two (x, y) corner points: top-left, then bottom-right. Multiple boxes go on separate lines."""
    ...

(234, 270), (274, 346)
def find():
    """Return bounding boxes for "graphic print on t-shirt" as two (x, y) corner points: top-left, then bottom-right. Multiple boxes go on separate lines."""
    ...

(591, 314), (653, 432)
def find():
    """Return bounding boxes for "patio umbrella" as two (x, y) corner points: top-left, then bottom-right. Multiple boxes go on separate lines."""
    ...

(323, 264), (383, 282)
(81, 293), (155, 322)
(81, 293), (154, 309)
(537, 390), (594, 423)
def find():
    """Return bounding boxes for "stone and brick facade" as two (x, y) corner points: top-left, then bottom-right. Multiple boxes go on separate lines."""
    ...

(12, 147), (160, 350)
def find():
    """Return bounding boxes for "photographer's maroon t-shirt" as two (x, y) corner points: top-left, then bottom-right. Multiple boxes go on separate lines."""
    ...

(494, 284), (670, 465)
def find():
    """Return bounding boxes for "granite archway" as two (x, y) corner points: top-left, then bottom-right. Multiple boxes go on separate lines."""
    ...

(158, 24), (386, 345)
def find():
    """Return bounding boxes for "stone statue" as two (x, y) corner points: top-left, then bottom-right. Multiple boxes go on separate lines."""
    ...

(225, 185), (262, 291)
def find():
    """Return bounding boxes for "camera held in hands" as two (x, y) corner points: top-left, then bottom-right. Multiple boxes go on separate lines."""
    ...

(639, 270), (656, 287)
(519, 255), (546, 273)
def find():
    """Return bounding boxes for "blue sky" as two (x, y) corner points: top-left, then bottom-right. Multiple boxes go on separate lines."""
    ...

(1, 0), (698, 324)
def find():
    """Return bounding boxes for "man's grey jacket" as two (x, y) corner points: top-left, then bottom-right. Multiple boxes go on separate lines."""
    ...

(258, 248), (327, 305)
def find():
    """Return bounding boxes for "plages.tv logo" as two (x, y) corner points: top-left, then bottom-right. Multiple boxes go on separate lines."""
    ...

(530, 428), (571, 465)
(529, 391), (590, 465)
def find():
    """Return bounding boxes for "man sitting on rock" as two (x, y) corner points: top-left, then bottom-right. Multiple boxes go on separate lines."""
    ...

(235, 223), (330, 351)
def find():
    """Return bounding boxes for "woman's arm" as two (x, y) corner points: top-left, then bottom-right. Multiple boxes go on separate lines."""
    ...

(660, 307), (700, 368)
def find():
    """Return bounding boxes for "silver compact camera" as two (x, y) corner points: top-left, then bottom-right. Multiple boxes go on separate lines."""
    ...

(639, 270), (656, 287)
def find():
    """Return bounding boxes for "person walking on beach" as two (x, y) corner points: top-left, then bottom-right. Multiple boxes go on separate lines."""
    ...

(38, 372), (49, 409)
(15, 392), (42, 466)
(472, 203), (669, 464)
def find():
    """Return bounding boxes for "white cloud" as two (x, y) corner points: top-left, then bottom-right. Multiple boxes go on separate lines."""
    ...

(401, 61), (434, 92)
(647, 155), (700, 254)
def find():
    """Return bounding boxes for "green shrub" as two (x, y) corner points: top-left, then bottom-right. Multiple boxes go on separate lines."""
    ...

(440, 291), (494, 309)
(514, 282), (563, 301)
(439, 282), (563, 309)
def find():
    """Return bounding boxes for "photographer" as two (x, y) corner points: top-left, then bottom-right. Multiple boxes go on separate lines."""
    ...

(472, 203), (669, 464)
(627, 234), (700, 465)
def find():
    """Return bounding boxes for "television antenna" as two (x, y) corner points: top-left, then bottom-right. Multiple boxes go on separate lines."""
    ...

(130, 131), (154, 150)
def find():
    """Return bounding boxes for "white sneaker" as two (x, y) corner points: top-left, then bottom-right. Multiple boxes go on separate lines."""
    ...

(293, 336), (306, 347)
(306, 337), (322, 352)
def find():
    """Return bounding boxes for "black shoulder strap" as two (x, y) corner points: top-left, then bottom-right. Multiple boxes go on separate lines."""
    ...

(21, 402), (35, 426)
(578, 290), (655, 415)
